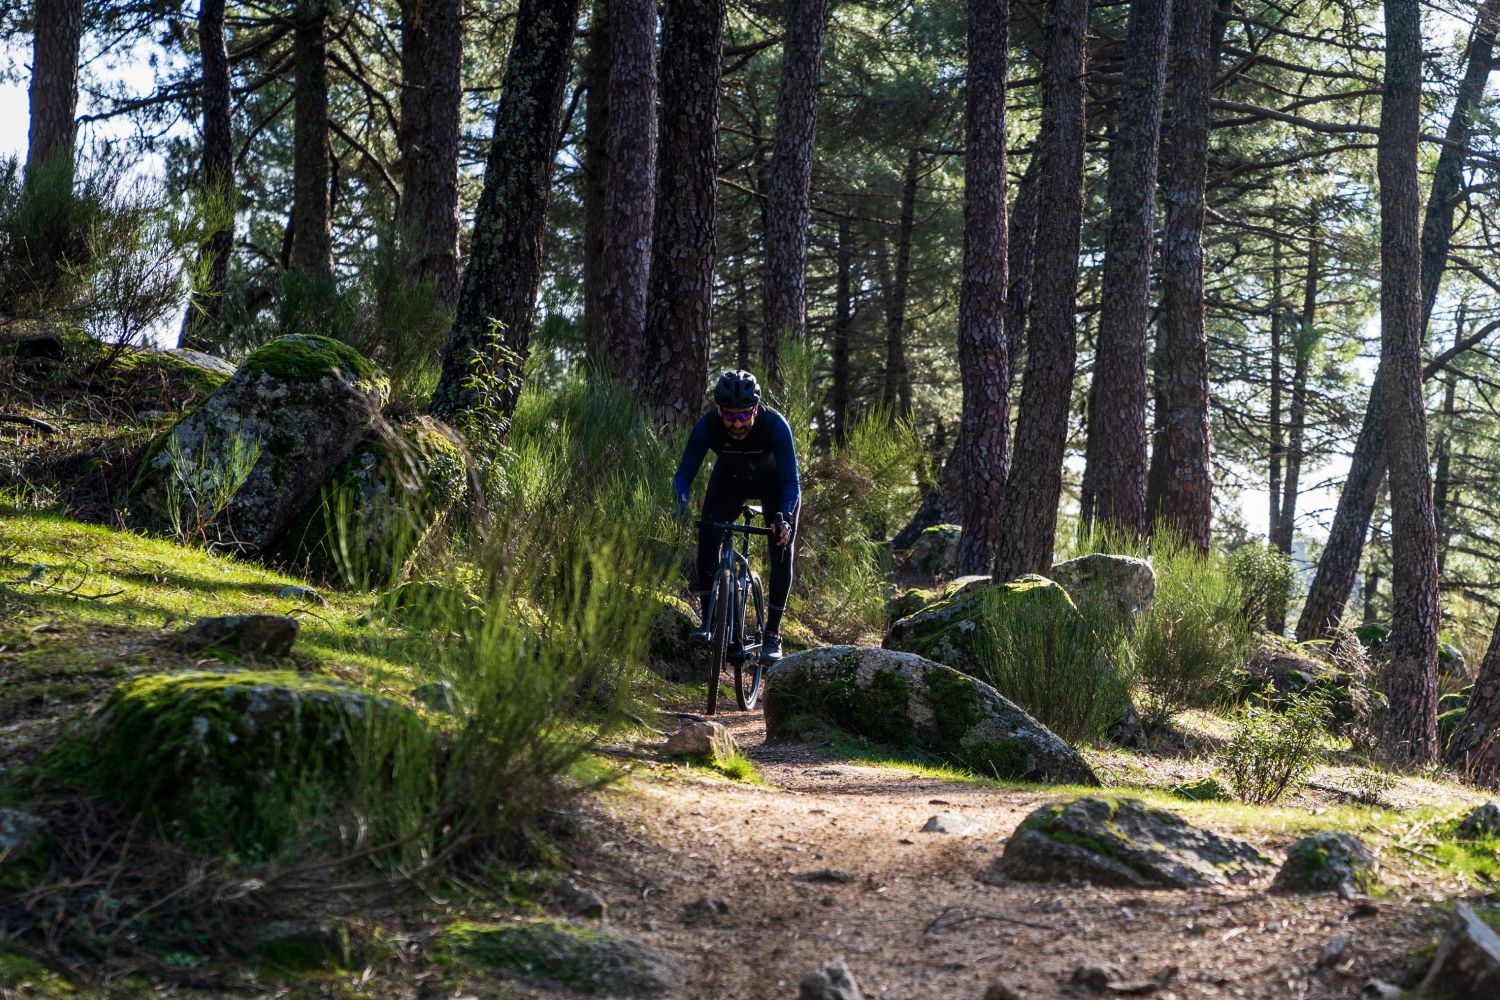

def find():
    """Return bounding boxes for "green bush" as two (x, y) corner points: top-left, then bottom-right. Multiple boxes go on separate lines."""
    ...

(1229, 542), (1296, 629)
(1217, 690), (1330, 805)
(1131, 532), (1253, 727)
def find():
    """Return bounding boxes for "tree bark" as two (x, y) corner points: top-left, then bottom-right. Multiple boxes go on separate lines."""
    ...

(1446, 612), (1500, 778)
(429, 0), (580, 425)
(880, 147), (919, 419)
(290, 0), (334, 287)
(831, 216), (853, 442)
(181, 0), (236, 351)
(1005, 148), (1042, 385)
(1145, 0), (1215, 554)
(598, 0), (657, 387)
(761, 0), (833, 385)
(1377, 0), (1439, 768)
(579, 0), (609, 361)
(642, 0), (727, 427)
(1296, 0), (1496, 641)
(1267, 225), (1317, 633)
(993, 0), (1090, 581)
(1267, 239), (1284, 548)
(397, 0), (463, 311)
(954, 0), (1011, 577)
(24, 0), (83, 183)
(1434, 306), (1464, 576)
(1079, 0), (1173, 538)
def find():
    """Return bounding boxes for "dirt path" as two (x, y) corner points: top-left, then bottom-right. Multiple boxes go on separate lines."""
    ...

(559, 710), (1446, 999)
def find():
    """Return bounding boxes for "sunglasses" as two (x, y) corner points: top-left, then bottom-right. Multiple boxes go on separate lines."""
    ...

(718, 406), (757, 424)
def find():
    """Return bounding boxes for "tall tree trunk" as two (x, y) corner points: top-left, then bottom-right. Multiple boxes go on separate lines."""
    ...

(1377, 0), (1439, 768)
(993, 0), (1090, 581)
(642, 0), (727, 426)
(1079, 0), (1172, 538)
(289, 0), (334, 287)
(429, 0), (580, 425)
(954, 0), (1011, 577)
(1296, 0), (1496, 641)
(1446, 612), (1500, 778)
(24, 0), (83, 182)
(831, 217), (853, 442)
(1005, 148), (1042, 383)
(735, 258), (752, 369)
(181, 0), (235, 351)
(761, 0), (833, 385)
(880, 147), (919, 419)
(1267, 238), (1284, 546)
(1434, 305), (1464, 575)
(598, 0), (657, 387)
(579, 0), (609, 361)
(1145, 0), (1215, 553)
(398, 0), (463, 310)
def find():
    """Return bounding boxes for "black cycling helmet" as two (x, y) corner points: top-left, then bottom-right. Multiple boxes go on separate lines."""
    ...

(713, 369), (761, 408)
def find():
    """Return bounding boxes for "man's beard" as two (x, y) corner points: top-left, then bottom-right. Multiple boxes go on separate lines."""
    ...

(727, 422), (751, 440)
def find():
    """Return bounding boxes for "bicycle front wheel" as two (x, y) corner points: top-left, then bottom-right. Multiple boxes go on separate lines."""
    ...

(707, 568), (733, 715)
(736, 570), (766, 711)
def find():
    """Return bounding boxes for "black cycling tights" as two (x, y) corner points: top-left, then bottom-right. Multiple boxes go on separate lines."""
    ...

(695, 472), (798, 620)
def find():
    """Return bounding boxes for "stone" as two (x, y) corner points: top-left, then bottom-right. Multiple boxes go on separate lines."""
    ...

(243, 919), (356, 970)
(177, 614), (299, 658)
(984, 980), (1023, 1000)
(921, 812), (979, 835)
(991, 798), (1270, 889)
(662, 720), (737, 763)
(644, 595), (707, 682)
(166, 348), (237, 376)
(437, 919), (682, 997)
(1170, 776), (1231, 802)
(900, 524), (961, 576)
(1416, 904), (1500, 998)
(81, 670), (430, 855)
(557, 877), (606, 919)
(765, 646), (1098, 785)
(1050, 553), (1156, 632)
(276, 415), (469, 588)
(1071, 963), (1123, 990)
(798, 958), (862, 1000)
(794, 868), (855, 884)
(0, 808), (45, 860)
(681, 895), (729, 926)
(1239, 642), (1358, 729)
(133, 334), (388, 552)
(1272, 832), (1376, 895)
(276, 585), (327, 605)
(885, 575), (1078, 680)
(411, 679), (461, 714)
(1457, 802), (1500, 840)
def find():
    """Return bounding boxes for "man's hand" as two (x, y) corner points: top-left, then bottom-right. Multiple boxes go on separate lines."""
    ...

(774, 516), (793, 547)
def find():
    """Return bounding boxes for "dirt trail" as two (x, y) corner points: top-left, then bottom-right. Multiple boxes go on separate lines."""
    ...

(562, 710), (1445, 1000)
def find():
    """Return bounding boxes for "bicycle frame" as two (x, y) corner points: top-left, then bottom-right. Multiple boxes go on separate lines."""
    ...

(698, 507), (775, 662)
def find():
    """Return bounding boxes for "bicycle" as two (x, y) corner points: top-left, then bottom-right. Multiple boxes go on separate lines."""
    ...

(697, 504), (779, 714)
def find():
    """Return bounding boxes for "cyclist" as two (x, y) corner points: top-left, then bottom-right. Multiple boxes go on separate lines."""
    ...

(673, 369), (800, 662)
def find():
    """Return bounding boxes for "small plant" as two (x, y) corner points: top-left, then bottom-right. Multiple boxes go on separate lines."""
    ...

(1217, 690), (1331, 805)
(1346, 768), (1396, 806)
(161, 429), (262, 544)
(1229, 542), (1296, 629)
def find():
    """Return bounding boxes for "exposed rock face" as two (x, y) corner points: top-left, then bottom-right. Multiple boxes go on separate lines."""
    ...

(990, 798), (1270, 888)
(1049, 553), (1156, 632)
(764, 646), (1098, 785)
(798, 958), (862, 1000)
(177, 614), (299, 659)
(885, 575), (1080, 680)
(645, 595), (707, 682)
(133, 335), (388, 552)
(1272, 832), (1377, 894)
(663, 720), (738, 763)
(277, 415), (469, 588)
(83, 669), (429, 854)
(1417, 904), (1500, 997)
(438, 920), (683, 997)
(1458, 802), (1500, 840)
(899, 524), (961, 576)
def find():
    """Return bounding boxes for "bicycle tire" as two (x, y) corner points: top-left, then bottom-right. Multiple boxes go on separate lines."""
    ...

(736, 570), (767, 711)
(707, 568), (733, 715)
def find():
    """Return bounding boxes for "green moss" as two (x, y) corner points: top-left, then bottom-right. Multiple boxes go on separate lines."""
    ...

(1439, 707), (1466, 748)
(437, 920), (675, 996)
(962, 736), (1029, 779)
(109, 350), (230, 401)
(0, 946), (74, 995)
(860, 669), (912, 745)
(239, 335), (380, 385)
(1171, 776), (1232, 802)
(924, 666), (981, 746)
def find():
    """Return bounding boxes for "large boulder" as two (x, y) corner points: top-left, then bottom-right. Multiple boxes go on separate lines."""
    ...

(1239, 641), (1359, 730)
(1271, 832), (1376, 894)
(78, 669), (430, 855)
(276, 415), (469, 587)
(885, 575), (1079, 679)
(1049, 553), (1156, 633)
(763, 646), (1098, 784)
(899, 524), (961, 576)
(133, 335), (388, 552)
(989, 797), (1271, 888)
(437, 920), (683, 998)
(644, 594), (708, 682)
(1417, 904), (1500, 997)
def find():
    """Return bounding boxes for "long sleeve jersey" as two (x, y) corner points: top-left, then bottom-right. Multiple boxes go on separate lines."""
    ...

(672, 405), (801, 519)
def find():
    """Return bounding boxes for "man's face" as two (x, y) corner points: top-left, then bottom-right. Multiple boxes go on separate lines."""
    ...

(719, 404), (757, 439)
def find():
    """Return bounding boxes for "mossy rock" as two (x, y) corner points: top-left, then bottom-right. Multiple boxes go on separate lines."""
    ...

(643, 593), (707, 682)
(107, 348), (233, 408)
(1049, 553), (1156, 634)
(437, 919), (683, 997)
(70, 669), (431, 856)
(1240, 642), (1359, 732)
(1170, 776), (1231, 802)
(132, 335), (389, 552)
(1272, 832), (1376, 894)
(276, 416), (470, 588)
(899, 524), (961, 575)
(885, 574), (1079, 680)
(764, 645), (1097, 784)
(1440, 707), (1467, 749)
(991, 797), (1271, 889)
(885, 587), (936, 625)
(1440, 691), (1471, 714)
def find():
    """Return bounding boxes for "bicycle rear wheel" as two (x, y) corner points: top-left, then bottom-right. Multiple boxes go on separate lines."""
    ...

(707, 568), (733, 715)
(736, 570), (766, 711)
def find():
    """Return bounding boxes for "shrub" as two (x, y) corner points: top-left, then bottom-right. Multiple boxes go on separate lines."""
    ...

(1217, 690), (1330, 805)
(1229, 542), (1296, 629)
